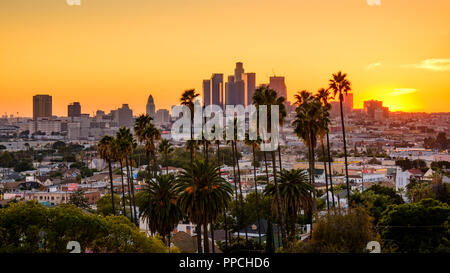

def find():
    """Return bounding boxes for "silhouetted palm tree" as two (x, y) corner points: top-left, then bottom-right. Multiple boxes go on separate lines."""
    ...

(316, 88), (336, 208)
(134, 114), (161, 179)
(244, 134), (262, 244)
(158, 139), (174, 174)
(293, 91), (328, 223)
(98, 135), (116, 215)
(116, 127), (137, 224)
(252, 85), (288, 248)
(328, 71), (352, 201)
(179, 89), (202, 252)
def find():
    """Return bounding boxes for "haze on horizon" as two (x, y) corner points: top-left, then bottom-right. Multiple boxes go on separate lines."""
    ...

(0, 0), (449, 117)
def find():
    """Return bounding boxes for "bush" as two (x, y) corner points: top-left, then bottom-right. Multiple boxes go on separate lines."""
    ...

(289, 208), (376, 253)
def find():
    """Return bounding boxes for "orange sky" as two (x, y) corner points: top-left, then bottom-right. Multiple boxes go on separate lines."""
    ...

(0, 0), (449, 117)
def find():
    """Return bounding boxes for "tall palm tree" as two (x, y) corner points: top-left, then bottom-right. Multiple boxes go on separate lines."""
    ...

(328, 71), (352, 201)
(111, 137), (127, 216)
(98, 135), (117, 215)
(136, 174), (182, 246)
(252, 85), (288, 248)
(134, 114), (161, 179)
(179, 89), (202, 252)
(293, 91), (328, 226)
(316, 88), (336, 208)
(265, 169), (313, 243)
(158, 139), (174, 174)
(116, 127), (137, 224)
(177, 159), (233, 253)
(244, 134), (262, 244)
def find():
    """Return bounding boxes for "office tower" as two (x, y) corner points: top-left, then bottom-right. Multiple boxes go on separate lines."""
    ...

(344, 93), (354, 111)
(269, 76), (287, 99)
(233, 62), (246, 106)
(68, 102), (81, 118)
(33, 95), (52, 120)
(203, 79), (211, 106)
(244, 72), (256, 105)
(235, 62), (244, 81)
(211, 74), (224, 108)
(225, 75), (235, 106)
(364, 100), (389, 119)
(114, 104), (134, 128)
(146, 95), (156, 118)
(155, 109), (170, 124)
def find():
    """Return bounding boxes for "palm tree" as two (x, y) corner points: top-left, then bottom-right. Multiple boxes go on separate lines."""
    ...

(136, 174), (182, 246)
(265, 169), (313, 243)
(158, 139), (174, 174)
(328, 71), (352, 202)
(116, 127), (137, 224)
(316, 88), (336, 208)
(134, 114), (161, 179)
(98, 135), (117, 215)
(244, 133), (262, 244)
(252, 85), (288, 248)
(177, 159), (233, 253)
(179, 89), (202, 252)
(293, 91), (328, 229)
(111, 137), (127, 216)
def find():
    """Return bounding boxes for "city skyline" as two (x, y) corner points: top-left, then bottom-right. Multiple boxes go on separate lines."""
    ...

(1, 0), (449, 116)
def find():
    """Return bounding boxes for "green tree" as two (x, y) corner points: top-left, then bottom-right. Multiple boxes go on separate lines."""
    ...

(68, 190), (90, 209)
(96, 194), (121, 216)
(379, 199), (450, 253)
(289, 208), (376, 253)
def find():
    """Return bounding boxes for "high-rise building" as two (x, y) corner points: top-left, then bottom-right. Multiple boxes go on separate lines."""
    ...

(155, 109), (170, 124)
(234, 62), (246, 106)
(211, 74), (223, 108)
(202, 79), (211, 106)
(269, 76), (287, 99)
(68, 102), (81, 118)
(33, 95), (52, 120)
(225, 76), (235, 106)
(244, 73), (256, 106)
(146, 95), (156, 118)
(114, 104), (134, 128)
(364, 100), (389, 119)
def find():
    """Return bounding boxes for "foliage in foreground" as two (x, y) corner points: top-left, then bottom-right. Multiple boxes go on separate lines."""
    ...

(288, 208), (377, 253)
(379, 198), (450, 253)
(0, 201), (168, 253)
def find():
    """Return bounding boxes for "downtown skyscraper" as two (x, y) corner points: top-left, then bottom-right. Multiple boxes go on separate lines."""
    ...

(33, 95), (52, 120)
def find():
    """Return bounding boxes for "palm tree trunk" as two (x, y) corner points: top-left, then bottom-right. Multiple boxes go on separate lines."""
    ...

(125, 157), (135, 224)
(326, 132), (336, 208)
(119, 160), (127, 216)
(196, 224), (202, 253)
(278, 145), (283, 172)
(339, 96), (351, 202)
(224, 211), (228, 248)
(128, 155), (138, 225)
(252, 145), (262, 244)
(203, 222), (210, 253)
(271, 150), (287, 248)
(210, 215), (215, 253)
(321, 141), (330, 211)
(234, 141), (248, 243)
(108, 160), (116, 215)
